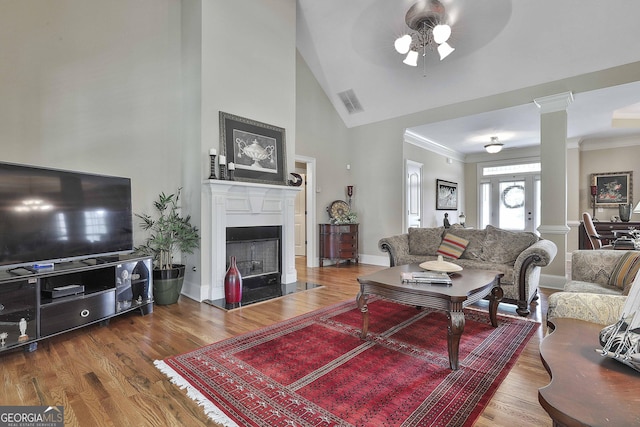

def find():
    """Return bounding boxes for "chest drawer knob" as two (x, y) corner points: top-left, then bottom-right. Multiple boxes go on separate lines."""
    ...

(80, 309), (90, 318)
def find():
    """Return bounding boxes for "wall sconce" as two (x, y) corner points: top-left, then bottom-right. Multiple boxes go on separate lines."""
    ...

(346, 186), (354, 206)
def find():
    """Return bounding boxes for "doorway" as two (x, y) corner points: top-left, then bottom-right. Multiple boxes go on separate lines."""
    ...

(294, 156), (318, 267)
(405, 160), (423, 231)
(294, 173), (306, 256)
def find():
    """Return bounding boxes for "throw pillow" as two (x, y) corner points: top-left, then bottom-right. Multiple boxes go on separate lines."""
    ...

(444, 228), (486, 260)
(480, 225), (538, 264)
(408, 227), (445, 256)
(437, 233), (469, 260)
(609, 252), (640, 293)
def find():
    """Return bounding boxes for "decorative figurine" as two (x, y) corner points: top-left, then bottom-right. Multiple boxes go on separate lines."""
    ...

(443, 213), (450, 228)
(18, 318), (28, 341)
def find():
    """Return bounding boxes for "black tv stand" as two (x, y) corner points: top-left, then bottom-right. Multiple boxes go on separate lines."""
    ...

(0, 255), (153, 354)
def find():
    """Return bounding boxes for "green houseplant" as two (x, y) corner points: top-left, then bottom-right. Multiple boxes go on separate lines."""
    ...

(135, 189), (199, 305)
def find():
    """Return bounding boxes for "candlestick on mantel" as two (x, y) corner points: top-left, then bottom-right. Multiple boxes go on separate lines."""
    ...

(228, 162), (235, 181)
(219, 155), (227, 180)
(208, 150), (217, 179)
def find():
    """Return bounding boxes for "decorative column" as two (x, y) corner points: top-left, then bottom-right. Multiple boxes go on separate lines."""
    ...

(534, 92), (573, 285)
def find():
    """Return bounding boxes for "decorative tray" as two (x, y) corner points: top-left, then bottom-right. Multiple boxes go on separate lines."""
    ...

(419, 256), (463, 273)
(327, 200), (350, 219)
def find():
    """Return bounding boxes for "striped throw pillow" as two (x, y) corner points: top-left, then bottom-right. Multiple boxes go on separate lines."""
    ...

(609, 252), (640, 292)
(436, 233), (469, 260)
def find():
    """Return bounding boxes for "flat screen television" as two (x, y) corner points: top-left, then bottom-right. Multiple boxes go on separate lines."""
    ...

(0, 162), (133, 270)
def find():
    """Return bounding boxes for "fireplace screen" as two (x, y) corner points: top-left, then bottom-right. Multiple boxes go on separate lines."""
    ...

(226, 226), (281, 290)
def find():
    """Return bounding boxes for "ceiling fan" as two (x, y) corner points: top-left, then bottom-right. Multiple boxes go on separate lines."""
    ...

(394, 0), (455, 71)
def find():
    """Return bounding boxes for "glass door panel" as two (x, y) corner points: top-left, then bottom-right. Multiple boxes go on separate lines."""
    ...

(481, 175), (539, 233)
(498, 180), (526, 230)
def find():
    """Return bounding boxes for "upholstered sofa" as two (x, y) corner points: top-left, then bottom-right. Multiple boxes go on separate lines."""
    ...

(547, 250), (635, 326)
(378, 225), (558, 316)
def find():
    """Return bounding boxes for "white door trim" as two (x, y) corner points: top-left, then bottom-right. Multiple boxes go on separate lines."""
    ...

(295, 155), (318, 267)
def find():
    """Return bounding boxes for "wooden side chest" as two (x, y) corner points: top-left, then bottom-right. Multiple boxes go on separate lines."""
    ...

(319, 224), (359, 267)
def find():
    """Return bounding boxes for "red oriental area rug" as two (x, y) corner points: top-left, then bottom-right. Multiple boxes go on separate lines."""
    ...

(155, 299), (537, 427)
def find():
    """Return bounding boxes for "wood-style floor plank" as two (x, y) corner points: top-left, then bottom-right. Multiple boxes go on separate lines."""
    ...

(0, 258), (555, 426)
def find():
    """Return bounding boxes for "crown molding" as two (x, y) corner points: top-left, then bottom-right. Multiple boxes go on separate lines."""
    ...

(579, 134), (640, 151)
(404, 130), (465, 162)
(534, 92), (574, 113)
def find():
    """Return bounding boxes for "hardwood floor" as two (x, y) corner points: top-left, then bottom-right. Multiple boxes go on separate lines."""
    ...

(0, 258), (556, 426)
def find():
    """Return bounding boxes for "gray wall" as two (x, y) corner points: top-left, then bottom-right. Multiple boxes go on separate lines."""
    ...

(0, 0), (297, 301)
(0, 0), (183, 235)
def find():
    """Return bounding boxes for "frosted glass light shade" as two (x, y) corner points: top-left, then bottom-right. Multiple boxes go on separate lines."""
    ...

(634, 201), (640, 214)
(394, 35), (412, 54)
(432, 24), (451, 44)
(484, 143), (504, 154)
(437, 42), (455, 60)
(403, 50), (419, 66)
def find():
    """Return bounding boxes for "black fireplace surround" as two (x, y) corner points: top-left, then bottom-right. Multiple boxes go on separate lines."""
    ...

(226, 226), (281, 288)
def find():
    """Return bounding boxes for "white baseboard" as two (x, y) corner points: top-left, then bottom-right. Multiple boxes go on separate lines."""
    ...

(181, 279), (206, 302)
(358, 254), (390, 267)
(540, 273), (566, 290)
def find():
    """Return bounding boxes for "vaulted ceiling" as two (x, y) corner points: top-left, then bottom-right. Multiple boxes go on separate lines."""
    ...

(296, 0), (640, 155)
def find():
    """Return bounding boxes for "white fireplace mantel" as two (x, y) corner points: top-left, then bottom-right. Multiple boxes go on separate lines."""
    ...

(204, 179), (301, 301)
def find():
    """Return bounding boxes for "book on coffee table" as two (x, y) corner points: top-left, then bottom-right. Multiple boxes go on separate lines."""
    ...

(401, 271), (452, 285)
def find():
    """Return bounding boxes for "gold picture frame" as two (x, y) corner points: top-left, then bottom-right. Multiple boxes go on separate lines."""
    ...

(591, 171), (633, 207)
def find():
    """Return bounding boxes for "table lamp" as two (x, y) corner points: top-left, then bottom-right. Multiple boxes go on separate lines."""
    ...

(635, 201), (640, 217)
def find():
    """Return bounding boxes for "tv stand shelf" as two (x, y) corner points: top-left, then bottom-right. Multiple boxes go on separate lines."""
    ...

(0, 255), (153, 354)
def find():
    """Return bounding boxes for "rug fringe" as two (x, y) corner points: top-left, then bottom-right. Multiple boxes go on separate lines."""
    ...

(154, 360), (239, 427)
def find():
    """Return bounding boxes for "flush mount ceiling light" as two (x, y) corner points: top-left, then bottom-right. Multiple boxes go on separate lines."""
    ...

(484, 136), (504, 154)
(394, 0), (455, 74)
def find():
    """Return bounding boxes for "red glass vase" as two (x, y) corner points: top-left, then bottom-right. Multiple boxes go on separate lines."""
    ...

(224, 256), (243, 304)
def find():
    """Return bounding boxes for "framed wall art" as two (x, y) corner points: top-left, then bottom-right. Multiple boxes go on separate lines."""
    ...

(436, 179), (458, 210)
(591, 171), (633, 207)
(219, 111), (287, 185)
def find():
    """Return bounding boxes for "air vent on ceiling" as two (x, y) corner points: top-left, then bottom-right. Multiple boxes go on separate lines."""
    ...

(337, 89), (363, 114)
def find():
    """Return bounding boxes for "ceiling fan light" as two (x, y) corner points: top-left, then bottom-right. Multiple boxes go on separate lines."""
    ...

(437, 42), (455, 60)
(403, 50), (419, 66)
(394, 34), (412, 54)
(432, 24), (451, 44)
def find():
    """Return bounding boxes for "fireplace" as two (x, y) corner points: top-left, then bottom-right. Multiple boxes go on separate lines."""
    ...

(226, 225), (281, 291)
(204, 180), (301, 305)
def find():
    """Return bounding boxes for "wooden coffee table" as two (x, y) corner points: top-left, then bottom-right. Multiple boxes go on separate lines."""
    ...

(356, 264), (503, 370)
(539, 318), (640, 427)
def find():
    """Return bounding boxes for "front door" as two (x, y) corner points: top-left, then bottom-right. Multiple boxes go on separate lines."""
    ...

(482, 175), (539, 233)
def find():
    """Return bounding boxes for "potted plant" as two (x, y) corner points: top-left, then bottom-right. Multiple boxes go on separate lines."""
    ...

(135, 188), (199, 305)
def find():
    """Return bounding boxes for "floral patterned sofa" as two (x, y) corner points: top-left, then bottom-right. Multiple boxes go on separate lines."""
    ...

(378, 225), (558, 316)
(547, 250), (634, 326)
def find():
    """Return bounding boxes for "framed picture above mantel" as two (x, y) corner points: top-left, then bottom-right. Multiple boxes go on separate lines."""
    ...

(591, 171), (633, 207)
(219, 111), (288, 186)
(436, 179), (458, 210)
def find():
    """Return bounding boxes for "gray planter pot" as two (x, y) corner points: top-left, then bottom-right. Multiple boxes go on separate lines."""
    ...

(152, 264), (185, 305)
